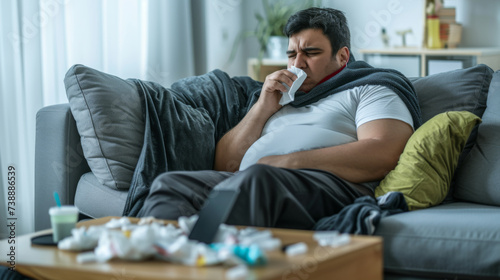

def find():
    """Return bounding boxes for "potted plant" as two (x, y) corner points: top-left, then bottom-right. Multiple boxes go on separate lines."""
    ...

(227, 0), (318, 65)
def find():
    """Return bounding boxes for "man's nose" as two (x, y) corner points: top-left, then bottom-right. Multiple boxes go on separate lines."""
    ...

(294, 53), (306, 69)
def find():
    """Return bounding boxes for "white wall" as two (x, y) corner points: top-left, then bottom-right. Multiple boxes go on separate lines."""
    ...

(203, 0), (247, 76)
(339, 0), (500, 53)
(327, 0), (424, 60)
(221, 0), (500, 76)
(447, 0), (500, 47)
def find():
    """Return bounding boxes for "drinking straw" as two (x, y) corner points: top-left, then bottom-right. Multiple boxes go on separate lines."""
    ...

(54, 192), (61, 208)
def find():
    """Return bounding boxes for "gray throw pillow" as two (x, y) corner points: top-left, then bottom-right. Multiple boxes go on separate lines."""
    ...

(64, 65), (144, 190)
(410, 64), (493, 171)
(411, 64), (492, 123)
(454, 70), (500, 206)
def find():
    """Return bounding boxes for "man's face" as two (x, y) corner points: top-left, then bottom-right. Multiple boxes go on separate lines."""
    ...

(287, 28), (345, 92)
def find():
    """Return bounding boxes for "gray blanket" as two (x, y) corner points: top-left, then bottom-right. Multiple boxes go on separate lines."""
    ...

(314, 191), (408, 234)
(123, 70), (261, 216)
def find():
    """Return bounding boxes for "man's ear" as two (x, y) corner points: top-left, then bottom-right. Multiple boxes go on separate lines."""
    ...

(336, 47), (350, 66)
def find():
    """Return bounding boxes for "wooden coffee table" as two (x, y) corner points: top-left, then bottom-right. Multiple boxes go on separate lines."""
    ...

(1, 217), (382, 280)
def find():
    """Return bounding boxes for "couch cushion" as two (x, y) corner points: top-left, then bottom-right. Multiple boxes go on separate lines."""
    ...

(375, 111), (481, 210)
(411, 64), (492, 123)
(64, 65), (144, 190)
(375, 202), (500, 278)
(454, 71), (500, 206)
(74, 172), (128, 218)
(410, 64), (493, 171)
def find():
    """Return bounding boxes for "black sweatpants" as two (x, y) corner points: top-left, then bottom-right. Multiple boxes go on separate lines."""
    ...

(139, 164), (372, 230)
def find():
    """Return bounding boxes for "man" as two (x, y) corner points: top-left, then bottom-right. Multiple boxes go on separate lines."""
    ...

(139, 7), (418, 229)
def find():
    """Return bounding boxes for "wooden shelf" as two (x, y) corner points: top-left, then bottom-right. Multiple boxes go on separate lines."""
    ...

(247, 58), (287, 82)
(359, 47), (500, 56)
(359, 47), (500, 76)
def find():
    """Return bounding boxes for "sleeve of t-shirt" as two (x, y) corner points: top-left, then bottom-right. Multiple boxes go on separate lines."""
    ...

(355, 85), (414, 130)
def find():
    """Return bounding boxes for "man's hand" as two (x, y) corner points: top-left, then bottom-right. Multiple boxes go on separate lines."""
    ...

(214, 69), (298, 172)
(255, 69), (298, 117)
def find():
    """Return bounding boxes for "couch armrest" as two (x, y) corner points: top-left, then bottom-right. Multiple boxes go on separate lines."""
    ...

(34, 104), (90, 231)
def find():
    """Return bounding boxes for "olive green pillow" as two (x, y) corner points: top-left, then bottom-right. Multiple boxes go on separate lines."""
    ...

(375, 111), (481, 210)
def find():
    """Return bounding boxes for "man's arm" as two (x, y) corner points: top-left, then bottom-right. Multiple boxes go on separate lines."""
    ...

(257, 118), (413, 183)
(214, 70), (297, 172)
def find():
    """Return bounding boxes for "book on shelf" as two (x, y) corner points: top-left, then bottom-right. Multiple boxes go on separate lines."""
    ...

(437, 7), (456, 23)
(437, 7), (456, 16)
(439, 23), (462, 48)
(436, 7), (461, 48)
(438, 16), (456, 24)
(447, 23), (462, 48)
(422, 2), (462, 48)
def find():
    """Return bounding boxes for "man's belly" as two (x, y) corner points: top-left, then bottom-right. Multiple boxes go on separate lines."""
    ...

(239, 125), (356, 171)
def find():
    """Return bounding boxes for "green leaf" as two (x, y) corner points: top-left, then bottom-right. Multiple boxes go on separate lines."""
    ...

(255, 12), (263, 22)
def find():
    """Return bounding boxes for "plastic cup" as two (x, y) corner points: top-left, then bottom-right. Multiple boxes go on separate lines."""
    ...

(49, 206), (79, 243)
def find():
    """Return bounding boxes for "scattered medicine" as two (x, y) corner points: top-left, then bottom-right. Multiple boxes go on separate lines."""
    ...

(283, 242), (308, 256)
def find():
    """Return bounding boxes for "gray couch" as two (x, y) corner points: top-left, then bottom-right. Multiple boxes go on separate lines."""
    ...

(35, 64), (500, 279)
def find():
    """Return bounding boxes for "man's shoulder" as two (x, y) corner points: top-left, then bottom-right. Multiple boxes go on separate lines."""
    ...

(343, 84), (397, 97)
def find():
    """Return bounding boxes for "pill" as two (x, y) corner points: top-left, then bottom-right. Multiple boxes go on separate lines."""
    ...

(226, 264), (248, 279)
(76, 251), (97, 263)
(283, 242), (308, 256)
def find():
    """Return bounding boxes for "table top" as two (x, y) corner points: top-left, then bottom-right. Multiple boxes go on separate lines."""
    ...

(1, 217), (382, 280)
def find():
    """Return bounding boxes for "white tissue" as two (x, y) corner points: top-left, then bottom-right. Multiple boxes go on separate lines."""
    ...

(279, 66), (307, 105)
(313, 231), (350, 247)
(284, 242), (308, 256)
(226, 264), (249, 279)
(58, 225), (105, 251)
(58, 216), (279, 267)
(178, 215), (199, 234)
(105, 217), (131, 229)
(76, 251), (97, 263)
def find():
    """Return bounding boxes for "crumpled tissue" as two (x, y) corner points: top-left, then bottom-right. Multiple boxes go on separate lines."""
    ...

(279, 66), (307, 105)
(58, 216), (281, 268)
(313, 231), (351, 247)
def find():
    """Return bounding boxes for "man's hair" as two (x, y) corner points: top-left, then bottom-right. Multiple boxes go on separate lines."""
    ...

(284, 7), (351, 55)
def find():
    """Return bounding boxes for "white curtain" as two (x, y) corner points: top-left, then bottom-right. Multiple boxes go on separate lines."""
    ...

(0, 0), (196, 237)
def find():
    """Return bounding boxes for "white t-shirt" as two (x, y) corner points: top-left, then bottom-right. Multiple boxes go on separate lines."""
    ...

(239, 85), (414, 171)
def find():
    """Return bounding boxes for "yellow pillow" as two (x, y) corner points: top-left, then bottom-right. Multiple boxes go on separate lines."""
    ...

(375, 111), (481, 210)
